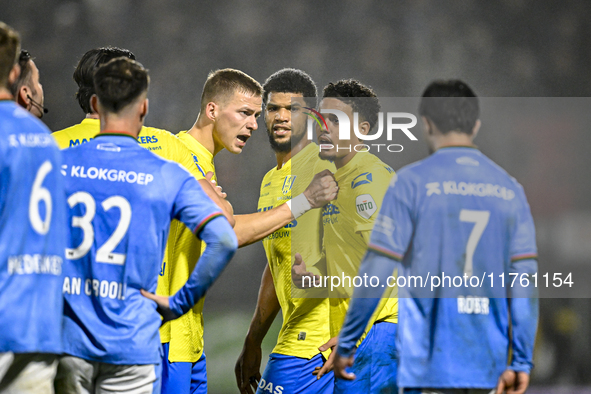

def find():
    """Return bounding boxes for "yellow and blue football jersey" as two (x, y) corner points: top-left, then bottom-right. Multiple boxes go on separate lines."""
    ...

(322, 151), (398, 338)
(259, 143), (334, 359)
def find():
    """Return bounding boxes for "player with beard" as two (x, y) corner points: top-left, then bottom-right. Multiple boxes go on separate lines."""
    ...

(163, 69), (337, 394)
(11, 49), (46, 118)
(234, 68), (335, 394)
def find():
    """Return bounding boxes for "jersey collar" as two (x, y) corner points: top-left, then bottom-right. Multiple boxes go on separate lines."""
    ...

(437, 145), (479, 151)
(95, 131), (138, 141)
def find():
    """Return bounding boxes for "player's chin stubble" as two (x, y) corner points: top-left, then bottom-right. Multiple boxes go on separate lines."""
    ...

(267, 128), (305, 153)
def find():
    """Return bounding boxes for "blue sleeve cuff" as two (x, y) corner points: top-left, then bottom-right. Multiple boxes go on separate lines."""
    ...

(509, 361), (533, 374)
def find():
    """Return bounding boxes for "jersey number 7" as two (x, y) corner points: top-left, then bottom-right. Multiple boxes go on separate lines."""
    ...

(459, 209), (490, 277)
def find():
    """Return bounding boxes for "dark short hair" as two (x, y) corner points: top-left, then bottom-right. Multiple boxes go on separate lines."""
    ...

(200, 68), (262, 112)
(10, 49), (33, 96)
(262, 68), (317, 107)
(0, 22), (20, 89)
(322, 79), (381, 129)
(419, 80), (479, 135)
(74, 47), (135, 114)
(93, 57), (149, 114)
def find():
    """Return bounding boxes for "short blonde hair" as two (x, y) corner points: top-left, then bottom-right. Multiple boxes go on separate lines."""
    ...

(200, 68), (262, 111)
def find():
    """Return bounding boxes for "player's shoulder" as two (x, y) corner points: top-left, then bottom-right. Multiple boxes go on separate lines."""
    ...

(262, 166), (276, 182)
(0, 103), (50, 134)
(141, 126), (175, 140)
(53, 119), (99, 149)
(349, 153), (394, 192)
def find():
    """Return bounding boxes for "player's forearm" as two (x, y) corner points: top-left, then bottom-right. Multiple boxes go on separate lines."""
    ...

(509, 258), (539, 373)
(234, 204), (292, 247)
(169, 217), (238, 316)
(337, 251), (396, 357)
(245, 265), (281, 346)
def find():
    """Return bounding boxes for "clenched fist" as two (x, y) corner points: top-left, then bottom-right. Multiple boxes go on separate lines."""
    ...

(303, 169), (338, 208)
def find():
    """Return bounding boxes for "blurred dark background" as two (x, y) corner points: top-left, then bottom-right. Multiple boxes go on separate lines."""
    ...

(4, 0), (591, 391)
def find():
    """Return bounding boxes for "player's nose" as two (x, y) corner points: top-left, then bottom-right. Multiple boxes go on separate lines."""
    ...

(276, 107), (289, 121)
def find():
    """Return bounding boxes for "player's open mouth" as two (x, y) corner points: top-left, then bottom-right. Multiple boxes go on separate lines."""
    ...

(273, 125), (290, 136)
(236, 134), (250, 146)
(318, 135), (332, 145)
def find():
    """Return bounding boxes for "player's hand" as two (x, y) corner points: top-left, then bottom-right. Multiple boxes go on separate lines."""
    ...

(313, 337), (338, 379)
(206, 171), (227, 199)
(495, 370), (530, 394)
(140, 289), (179, 325)
(303, 169), (338, 208)
(292, 253), (320, 288)
(197, 178), (235, 226)
(333, 351), (356, 381)
(235, 341), (262, 394)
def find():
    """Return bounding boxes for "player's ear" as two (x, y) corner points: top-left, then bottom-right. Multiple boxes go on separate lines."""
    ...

(421, 116), (433, 135)
(90, 94), (99, 115)
(16, 85), (28, 108)
(471, 119), (481, 139)
(140, 98), (149, 122)
(205, 102), (217, 121)
(357, 121), (371, 136)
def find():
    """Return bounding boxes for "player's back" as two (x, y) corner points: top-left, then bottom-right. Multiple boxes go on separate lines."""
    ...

(392, 146), (537, 388)
(0, 101), (67, 354)
(60, 133), (211, 365)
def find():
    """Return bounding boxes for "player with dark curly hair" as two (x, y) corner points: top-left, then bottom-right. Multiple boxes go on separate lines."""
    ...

(293, 79), (399, 393)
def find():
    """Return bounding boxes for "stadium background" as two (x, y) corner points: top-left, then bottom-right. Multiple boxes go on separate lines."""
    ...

(4, 0), (591, 392)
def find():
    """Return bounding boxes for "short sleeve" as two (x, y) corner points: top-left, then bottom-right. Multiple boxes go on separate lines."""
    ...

(352, 167), (392, 234)
(509, 184), (538, 261)
(367, 171), (415, 261)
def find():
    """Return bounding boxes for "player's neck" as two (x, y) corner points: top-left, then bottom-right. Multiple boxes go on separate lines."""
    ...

(333, 150), (357, 170)
(99, 115), (142, 139)
(275, 138), (310, 169)
(433, 132), (475, 151)
(0, 88), (13, 101)
(86, 112), (99, 120)
(188, 118), (217, 156)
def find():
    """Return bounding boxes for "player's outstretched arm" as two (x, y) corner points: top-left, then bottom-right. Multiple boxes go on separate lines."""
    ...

(233, 170), (338, 247)
(142, 216), (237, 321)
(334, 250), (397, 380)
(235, 265), (281, 394)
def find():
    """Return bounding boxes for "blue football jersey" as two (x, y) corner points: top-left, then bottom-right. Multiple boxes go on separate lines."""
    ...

(0, 101), (67, 354)
(61, 133), (223, 365)
(369, 146), (538, 388)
